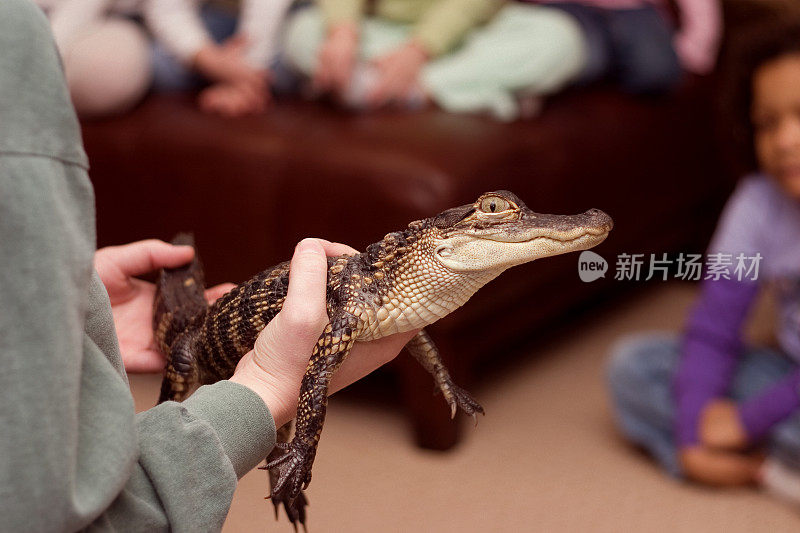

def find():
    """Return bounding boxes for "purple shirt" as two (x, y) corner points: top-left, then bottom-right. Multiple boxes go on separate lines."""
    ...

(674, 175), (800, 446)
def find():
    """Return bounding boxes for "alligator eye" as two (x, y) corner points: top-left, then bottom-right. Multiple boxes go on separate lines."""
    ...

(479, 196), (510, 213)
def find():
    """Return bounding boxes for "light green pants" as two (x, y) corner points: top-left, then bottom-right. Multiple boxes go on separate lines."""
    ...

(283, 4), (586, 120)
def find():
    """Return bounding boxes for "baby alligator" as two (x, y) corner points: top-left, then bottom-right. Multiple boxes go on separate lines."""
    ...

(153, 190), (612, 529)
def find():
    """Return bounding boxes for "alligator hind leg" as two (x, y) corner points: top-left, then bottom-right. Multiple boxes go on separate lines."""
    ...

(157, 334), (198, 404)
(405, 329), (484, 421)
(261, 421), (309, 531)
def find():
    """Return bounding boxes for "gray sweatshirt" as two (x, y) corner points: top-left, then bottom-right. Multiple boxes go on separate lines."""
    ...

(0, 1), (276, 531)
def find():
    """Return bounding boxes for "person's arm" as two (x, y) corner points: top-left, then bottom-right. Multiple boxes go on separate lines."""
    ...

(142, 0), (211, 66)
(318, 0), (367, 30)
(363, 0), (501, 106)
(674, 176), (771, 451)
(238, 0), (295, 69)
(0, 3), (408, 528)
(0, 167), (412, 531)
(410, 0), (503, 58)
(738, 370), (800, 442)
(144, 0), (268, 114)
(673, 278), (759, 448)
(0, 151), (277, 530)
(671, 176), (796, 485)
(672, 0), (722, 74)
(93, 238), (415, 528)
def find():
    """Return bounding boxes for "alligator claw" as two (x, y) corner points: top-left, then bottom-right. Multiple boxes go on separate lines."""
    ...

(446, 383), (485, 422)
(267, 440), (315, 503)
(263, 444), (311, 531)
(270, 487), (309, 531)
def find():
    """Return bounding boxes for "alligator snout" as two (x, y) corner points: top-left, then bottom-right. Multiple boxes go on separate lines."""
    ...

(584, 208), (614, 232)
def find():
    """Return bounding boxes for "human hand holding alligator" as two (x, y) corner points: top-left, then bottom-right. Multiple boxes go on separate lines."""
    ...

(94, 240), (234, 373)
(229, 238), (419, 429)
(153, 191), (612, 528)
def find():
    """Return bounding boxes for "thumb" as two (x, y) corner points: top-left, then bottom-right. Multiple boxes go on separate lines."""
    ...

(95, 240), (194, 286)
(253, 239), (330, 368)
(111, 239), (195, 277)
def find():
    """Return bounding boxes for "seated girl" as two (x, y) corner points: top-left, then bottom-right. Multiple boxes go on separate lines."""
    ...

(608, 20), (800, 503)
(280, 0), (587, 120)
(146, 0), (293, 116)
(36, 0), (290, 117)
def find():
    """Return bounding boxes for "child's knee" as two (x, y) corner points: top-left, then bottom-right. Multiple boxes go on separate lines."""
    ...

(282, 7), (326, 73)
(518, 6), (586, 65)
(607, 334), (677, 397)
(543, 9), (586, 57)
(608, 336), (653, 392)
(63, 19), (152, 117)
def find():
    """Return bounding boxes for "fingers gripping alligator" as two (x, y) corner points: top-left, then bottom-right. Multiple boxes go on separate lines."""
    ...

(153, 190), (613, 529)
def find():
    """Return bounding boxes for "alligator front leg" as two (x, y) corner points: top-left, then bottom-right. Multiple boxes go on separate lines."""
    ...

(405, 329), (485, 421)
(267, 313), (358, 503)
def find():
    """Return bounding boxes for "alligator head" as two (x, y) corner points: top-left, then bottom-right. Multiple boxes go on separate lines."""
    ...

(428, 190), (613, 272)
(355, 190), (613, 338)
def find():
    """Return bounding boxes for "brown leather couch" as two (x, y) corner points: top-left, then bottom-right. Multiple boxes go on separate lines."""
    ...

(82, 81), (731, 449)
(85, 0), (798, 451)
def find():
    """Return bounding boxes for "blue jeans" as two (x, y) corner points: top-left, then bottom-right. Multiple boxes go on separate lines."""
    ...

(607, 334), (800, 477)
(547, 3), (682, 94)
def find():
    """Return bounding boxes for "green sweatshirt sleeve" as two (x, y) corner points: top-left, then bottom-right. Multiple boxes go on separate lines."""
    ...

(97, 382), (276, 531)
(0, 1), (276, 530)
(318, 0), (367, 28)
(412, 0), (503, 57)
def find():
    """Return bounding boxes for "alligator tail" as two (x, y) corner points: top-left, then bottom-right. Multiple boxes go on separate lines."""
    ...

(153, 233), (208, 402)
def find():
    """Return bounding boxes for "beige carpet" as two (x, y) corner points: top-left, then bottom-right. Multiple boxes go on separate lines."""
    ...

(130, 283), (800, 532)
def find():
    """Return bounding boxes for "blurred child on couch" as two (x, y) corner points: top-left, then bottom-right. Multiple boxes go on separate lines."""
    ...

(280, 0), (587, 120)
(527, 0), (722, 93)
(38, 0), (293, 118)
(146, 0), (293, 116)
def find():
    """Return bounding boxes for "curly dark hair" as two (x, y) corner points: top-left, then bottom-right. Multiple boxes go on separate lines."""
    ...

(722, 18), (800, 173)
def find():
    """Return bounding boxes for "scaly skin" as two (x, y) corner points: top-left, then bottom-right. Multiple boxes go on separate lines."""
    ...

(153, 190), (613, 529)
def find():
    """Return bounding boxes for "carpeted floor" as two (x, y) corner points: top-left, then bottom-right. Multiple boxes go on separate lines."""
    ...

(130, 282), (800, 532)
